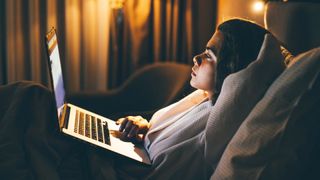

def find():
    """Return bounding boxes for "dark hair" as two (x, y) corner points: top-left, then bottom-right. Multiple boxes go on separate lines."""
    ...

(212, 18), (270, 101)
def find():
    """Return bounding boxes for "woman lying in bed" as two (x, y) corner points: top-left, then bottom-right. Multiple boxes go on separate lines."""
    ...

(0, 19), (276, 179)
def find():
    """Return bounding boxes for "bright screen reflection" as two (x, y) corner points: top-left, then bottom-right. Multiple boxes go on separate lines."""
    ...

(48, 34), (66, 116)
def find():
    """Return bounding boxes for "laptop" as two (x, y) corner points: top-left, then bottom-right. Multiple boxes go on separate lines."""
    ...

(44, 27), (151, 165)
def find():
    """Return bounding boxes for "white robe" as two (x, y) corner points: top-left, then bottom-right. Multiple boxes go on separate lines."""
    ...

(143, 90), (214, 179)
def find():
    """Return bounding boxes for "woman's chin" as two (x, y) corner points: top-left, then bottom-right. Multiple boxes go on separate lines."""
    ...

(190, 79), (197, 89)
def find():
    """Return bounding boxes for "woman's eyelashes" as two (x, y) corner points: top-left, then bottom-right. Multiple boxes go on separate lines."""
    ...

(206, 49), (216, 60)
(193, 50), (216, 66)
(204, 53), (211, 59)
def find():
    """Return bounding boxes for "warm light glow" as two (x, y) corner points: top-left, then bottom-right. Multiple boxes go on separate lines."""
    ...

(110, 0), (125, 9)
(252, 1), (265, 13)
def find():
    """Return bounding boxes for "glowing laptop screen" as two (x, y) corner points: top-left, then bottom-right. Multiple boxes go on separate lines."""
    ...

(46, 31), (66, 116)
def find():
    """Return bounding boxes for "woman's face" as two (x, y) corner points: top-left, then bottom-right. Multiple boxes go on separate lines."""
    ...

(190, 30), (224, 94)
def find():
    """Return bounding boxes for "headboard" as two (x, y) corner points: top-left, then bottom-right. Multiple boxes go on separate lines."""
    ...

(265, 2), (320, 55)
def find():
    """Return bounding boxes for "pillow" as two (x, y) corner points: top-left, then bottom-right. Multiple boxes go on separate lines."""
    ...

(211, 47), (320, 180)
(202, 34), (285, 172)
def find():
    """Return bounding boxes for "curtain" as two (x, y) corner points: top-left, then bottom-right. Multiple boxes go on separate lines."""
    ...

(108, 0), (217, 88)
(0, 0), (111, 92)
(0, 0), (217, 91)
(0, 1), (6, 85)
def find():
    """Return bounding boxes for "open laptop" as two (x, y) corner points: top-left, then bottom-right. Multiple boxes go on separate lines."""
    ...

(44, 27), (151, 165)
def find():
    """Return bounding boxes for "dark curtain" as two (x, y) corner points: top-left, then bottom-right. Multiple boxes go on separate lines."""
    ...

(0, 0), (217, 91)
(0, 0), (5, 85)
(0, 0), (49, 86)
(108, 0), (217, 88)
(0, 0), (112, 92)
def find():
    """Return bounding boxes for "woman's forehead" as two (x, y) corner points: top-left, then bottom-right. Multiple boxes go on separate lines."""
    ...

(206, 31), (224, 55)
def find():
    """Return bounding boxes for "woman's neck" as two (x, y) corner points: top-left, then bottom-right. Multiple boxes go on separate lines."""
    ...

(206, 91), (214, 100)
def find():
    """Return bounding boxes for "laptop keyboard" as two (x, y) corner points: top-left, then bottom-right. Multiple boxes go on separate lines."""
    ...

(74, 110), (111, 145)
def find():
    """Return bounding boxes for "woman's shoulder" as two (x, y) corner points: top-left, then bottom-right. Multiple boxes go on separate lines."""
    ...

(183, 90), (209, 104)
(149, 90), (209, 123)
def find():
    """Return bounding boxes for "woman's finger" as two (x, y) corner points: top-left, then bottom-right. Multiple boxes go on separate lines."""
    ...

(120, 120), (132, 140)
(119, 118), (128, 132)
(123, 120), (133, 133)
(115, 117), (125, 125)
(127, 125), (139, 138)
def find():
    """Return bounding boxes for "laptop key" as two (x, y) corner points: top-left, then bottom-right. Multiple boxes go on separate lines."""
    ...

(102, 122), (111, 145)
(74, 110), (79, 133)
(97, 118), (103, 143)
(91, 116), (97, 140)
(85, 114), (90, 138)
(79, 112), (84, 135)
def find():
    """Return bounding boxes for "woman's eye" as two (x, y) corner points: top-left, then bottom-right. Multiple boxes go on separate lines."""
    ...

(205, 53), (211, 59)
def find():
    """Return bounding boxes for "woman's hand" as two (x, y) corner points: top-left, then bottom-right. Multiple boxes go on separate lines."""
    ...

(115, 116), (150, 142)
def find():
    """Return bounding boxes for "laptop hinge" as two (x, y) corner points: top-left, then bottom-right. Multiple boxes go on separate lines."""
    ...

(59, 104), (71, 130)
